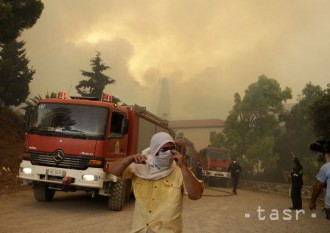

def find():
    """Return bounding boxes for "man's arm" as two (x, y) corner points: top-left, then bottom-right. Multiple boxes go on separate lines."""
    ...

(108, 154), (147, 177)
(172, 150), (203, 200)
(309, 180), (324, 210)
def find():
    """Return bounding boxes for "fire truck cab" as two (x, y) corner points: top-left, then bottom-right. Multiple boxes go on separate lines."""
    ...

(199, 147), (232, 186)
(19, 92), (169, 210)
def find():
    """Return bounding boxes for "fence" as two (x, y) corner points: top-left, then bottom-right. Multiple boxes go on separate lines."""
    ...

(239, 180), (314, 199)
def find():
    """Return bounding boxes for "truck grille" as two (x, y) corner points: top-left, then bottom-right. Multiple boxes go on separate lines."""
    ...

(30, 151), (90, 170)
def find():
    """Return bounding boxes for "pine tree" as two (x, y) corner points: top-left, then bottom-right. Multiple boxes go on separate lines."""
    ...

(0, 0), (44, 44)
(75, 52), (115, 99)
(0, 40), (35, 107)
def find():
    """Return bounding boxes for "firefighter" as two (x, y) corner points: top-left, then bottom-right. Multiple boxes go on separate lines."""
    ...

(228, 159), (241, 195)
(289, 154), (303, 210)
(196, 161), (203, 180)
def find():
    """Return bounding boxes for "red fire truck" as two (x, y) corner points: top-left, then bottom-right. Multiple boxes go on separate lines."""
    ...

(175, 136), (197, 173)
(199, 146), (232, 186)
(19, 92), (169, 210)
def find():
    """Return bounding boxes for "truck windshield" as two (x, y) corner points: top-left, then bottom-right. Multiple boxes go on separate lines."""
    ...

(28, 103), (108, 140)
(206, 151), (231, 161)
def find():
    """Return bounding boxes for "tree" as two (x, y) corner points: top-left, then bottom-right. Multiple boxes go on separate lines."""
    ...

(24, 94), (42, 107)
(275, 83), (323, 183)
(308, 84), (330, 139)
(279, 83), (322, 152)
(245, 136), (279, 175)
(22, 91), (57, 110)
(210, 132), (227, 148)
(221, 75), (292, 177)
(45, 91), (57, 99)
(76, 52), (115, 99)
(0, 0), (44, 44)
(0, 40), (35, 107)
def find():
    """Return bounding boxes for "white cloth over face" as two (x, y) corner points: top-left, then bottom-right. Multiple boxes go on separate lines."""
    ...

(129, 132), (176, 180)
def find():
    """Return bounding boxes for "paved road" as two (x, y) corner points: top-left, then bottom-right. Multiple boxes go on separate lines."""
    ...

(0, 187), (329, 233)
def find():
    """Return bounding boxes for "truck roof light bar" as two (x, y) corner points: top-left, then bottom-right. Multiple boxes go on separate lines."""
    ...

(70, 96), (98, 101)
(57, 91), (69, 99)
(101, 93), (113, 102)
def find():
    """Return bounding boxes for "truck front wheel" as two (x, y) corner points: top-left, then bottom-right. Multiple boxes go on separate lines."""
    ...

(108, 180), (126, 211)
(33, 182), (56, 202)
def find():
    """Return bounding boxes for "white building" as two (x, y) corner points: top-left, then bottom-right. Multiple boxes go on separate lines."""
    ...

(169, 119), (225, 151)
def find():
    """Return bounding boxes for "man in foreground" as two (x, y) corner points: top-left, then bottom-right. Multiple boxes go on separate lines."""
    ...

(109, 132), (204, 233)
(309, 152), (330, 220)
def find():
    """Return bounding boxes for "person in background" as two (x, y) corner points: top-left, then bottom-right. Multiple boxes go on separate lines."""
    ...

(228, 159), (241, 195)
(109, 132), (204, 233)
(196, 161), (203, 180)
(289, 152), (303, 210)
(309, 152), (330, 220)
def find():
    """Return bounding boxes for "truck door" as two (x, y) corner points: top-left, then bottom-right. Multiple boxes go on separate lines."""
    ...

(105, 111), (128, 162)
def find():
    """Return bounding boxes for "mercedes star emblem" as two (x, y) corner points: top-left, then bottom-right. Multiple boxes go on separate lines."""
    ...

(53, 150), (65, 162)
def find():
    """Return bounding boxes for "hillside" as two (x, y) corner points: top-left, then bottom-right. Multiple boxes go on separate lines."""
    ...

(0, 107), (26, 194)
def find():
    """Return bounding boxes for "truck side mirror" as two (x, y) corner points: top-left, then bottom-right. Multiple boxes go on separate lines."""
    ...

(24, 106), (36, 131)
(122, 118), (129, 134)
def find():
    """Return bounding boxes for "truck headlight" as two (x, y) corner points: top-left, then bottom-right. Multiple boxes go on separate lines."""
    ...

(21, 167), (32, 174)
(82, 175), (100, 181)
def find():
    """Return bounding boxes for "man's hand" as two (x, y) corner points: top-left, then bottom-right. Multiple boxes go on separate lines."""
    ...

(172, 149), (203, 200)
(131, 154), (147, 164)
(309, 180), (324, 211)
(290, 152), (295, 159)
(171, 150), (186, 168)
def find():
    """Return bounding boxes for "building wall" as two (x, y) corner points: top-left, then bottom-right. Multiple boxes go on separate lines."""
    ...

(173, 126), (223, 151)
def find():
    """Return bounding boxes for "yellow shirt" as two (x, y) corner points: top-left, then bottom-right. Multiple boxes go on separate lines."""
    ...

(123, 165), (184, 233)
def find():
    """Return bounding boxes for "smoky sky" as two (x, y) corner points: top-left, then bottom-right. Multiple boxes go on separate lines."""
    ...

(21, 0), (330, 120)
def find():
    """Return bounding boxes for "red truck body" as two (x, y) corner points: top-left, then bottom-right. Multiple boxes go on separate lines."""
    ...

(19, 93), (169, 210)
(199, 147), (232, 186)
(175, 136), (197, 173)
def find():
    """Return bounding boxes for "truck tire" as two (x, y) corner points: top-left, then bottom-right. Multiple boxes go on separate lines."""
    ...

(33, 182), (56, 202)
(108, 180), (126, 211)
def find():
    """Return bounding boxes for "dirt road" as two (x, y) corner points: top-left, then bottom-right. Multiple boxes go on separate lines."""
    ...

(0, 187), (329, 233)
